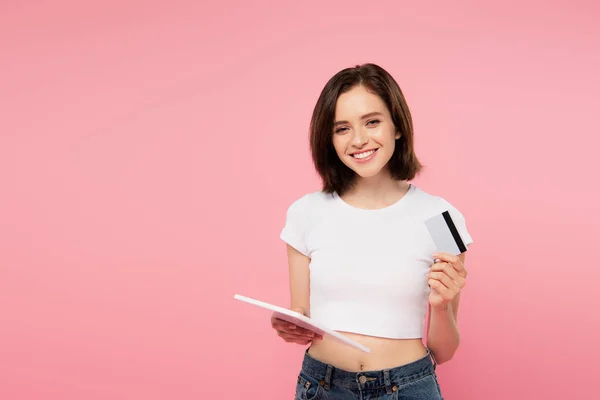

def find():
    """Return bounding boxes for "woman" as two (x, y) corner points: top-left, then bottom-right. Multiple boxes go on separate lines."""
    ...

(272, 63), (473, 400)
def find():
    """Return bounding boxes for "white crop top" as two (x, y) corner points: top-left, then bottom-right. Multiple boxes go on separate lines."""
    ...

(280, 184), (473, 339)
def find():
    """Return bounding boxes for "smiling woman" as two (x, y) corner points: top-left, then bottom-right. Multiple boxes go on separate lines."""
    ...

(332, 90), (401, 173)
(271, 63), (474, 400)
(309, 64), (421, 197)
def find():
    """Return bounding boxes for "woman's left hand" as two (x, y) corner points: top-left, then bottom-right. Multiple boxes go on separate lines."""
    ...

(427, 252), (467, 310)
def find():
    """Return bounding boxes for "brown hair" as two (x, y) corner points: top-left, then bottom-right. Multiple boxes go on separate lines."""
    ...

(309, 63), (422, 195)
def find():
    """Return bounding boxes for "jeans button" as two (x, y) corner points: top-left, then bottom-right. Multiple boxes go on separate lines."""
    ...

(359, 375), (367, 384)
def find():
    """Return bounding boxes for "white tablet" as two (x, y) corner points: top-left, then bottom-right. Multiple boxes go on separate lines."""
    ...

(233, 294), (371, 353)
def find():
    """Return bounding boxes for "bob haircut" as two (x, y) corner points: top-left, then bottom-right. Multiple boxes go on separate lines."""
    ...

(309, 63), (422, 195)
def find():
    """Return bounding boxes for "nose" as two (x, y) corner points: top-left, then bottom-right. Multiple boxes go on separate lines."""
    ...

(351, 127), (368, 147)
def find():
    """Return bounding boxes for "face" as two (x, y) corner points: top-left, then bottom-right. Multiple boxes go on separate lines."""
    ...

(332, 85), (400, 180)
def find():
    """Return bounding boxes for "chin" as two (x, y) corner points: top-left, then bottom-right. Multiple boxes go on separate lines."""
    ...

(350, 165), (386, 179)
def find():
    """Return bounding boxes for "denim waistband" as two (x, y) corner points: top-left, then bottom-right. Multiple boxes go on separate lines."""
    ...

(300, 348), (437, 392)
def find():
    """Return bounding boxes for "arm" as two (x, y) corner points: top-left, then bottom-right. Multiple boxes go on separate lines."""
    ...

(271, 244), (321, 344)
(286, 244), (311, 317)
(426, 253), (467, 364)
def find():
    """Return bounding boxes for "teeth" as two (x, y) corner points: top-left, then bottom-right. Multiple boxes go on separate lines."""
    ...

(354, 149), (375, 159)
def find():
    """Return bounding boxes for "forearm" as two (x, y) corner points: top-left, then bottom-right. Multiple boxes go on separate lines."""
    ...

(426, 304), (460, 364)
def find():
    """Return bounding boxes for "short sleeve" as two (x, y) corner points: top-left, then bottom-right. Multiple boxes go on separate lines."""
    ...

(439, 198), (474, 248)
(280, 196), (310, 257)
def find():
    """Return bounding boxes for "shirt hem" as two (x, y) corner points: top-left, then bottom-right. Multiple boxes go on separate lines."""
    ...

(329, 328), (424, 340)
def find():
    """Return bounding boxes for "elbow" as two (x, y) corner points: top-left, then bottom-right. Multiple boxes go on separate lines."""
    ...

(428, 336), (460, 365)
(432, 351), (455, 365)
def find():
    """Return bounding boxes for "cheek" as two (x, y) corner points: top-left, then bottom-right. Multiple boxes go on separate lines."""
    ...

(332, 137), (346, 156)
(373, 129), (398, 150)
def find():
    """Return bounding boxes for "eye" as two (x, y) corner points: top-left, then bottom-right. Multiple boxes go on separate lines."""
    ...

(367, 119), (381, 126)
(335, 127), (349, 134)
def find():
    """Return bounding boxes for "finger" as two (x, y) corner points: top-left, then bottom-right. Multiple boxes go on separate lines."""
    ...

(277, 327), (318, 337)
(278, 332), (311, 340)
(281, 336), (312, 345)
(276, 328), (313, 337)
(271, 316), (291, 325)
(271, 319), (293, 330)
(278, 332), (317, 344)
(433, 253), (461, 267)
(271, 320), (309, 334)
(433, 253), (466, 277)
(428, 279), (455, 299)
(277, 330), (306, 339)
(430, 262), (460, 282)
(433, 253), (462, 266)
(287, 326), (318, 336)
(428, 272), (456, 291)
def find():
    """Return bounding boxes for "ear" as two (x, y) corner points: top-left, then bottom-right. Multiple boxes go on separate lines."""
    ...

(395, 131), (401, 140)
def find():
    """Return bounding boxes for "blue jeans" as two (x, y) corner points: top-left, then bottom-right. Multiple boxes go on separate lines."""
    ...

(294, 349), (443, 400)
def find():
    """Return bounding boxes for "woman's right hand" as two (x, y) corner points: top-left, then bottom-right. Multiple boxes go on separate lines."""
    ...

(271, 308), (323, 345)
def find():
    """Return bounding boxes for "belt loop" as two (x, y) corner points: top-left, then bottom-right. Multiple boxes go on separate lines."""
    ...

(324, 365), (333, 390)
(384, 369), (393, 394)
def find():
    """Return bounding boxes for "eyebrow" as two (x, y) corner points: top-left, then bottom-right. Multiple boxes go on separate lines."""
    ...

(333, 112), (384, 126)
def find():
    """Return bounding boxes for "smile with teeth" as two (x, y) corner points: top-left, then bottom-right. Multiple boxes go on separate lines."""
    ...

(352, 149), (378, 159)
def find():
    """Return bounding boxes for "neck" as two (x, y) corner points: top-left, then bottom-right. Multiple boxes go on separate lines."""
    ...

(344, 170), (410, 206)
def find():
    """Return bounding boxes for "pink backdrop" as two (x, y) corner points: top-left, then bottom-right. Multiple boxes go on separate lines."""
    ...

(1, 1), (599, 399)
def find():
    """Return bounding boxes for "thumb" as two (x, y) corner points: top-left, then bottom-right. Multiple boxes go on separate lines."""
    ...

(291, 307), (307, 316)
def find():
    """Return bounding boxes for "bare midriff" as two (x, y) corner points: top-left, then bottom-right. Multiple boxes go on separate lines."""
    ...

(307, 332), (428, 372)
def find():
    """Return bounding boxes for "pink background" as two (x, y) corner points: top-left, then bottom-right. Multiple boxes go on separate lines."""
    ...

(1, 1), (599, 399)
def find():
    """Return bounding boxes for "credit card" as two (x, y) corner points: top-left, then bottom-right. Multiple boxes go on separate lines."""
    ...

(425, 211), (467, 255)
